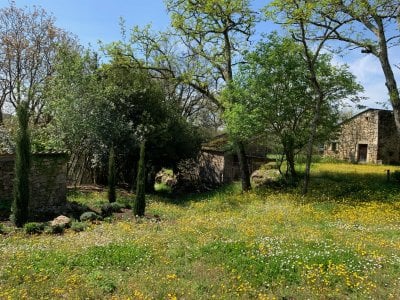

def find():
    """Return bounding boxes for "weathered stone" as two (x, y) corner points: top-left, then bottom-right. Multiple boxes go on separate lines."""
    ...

(324, 109), (400, 164)
(0, 152), (69, 219)
(50, 215), (71, 228)
(155, 169), (177, 186)
(251, 169), (281, 187)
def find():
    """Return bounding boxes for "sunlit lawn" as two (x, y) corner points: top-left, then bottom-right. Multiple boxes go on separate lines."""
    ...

(1, 163), (400, 299)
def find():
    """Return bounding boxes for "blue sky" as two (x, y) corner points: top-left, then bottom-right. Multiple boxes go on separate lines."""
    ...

(5, 0), (400, 110)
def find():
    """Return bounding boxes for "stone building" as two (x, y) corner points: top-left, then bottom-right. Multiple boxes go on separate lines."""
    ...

(324, 109), (400, 164)
(199, 134), (268, 185)
(0, 152), (69, 219)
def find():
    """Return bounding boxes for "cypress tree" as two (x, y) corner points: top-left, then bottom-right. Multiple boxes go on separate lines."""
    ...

(108, 147), (116, 203)
(134, 140), (146, 216)
(12, 101), (31, 227)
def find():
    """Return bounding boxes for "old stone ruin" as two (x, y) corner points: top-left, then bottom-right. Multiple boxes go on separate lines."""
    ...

(0, 152), (69, 220)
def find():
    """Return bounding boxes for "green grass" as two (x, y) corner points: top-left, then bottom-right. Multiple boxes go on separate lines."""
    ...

(1, 162), (400, 299)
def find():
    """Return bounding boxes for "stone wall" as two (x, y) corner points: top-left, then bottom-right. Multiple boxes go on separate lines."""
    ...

(324, 109), (400, 164)
(199, 150), (268, 185)
(378, 110), (400, 164)
(0, 152), (69, 218)
(199, 150), (225, 184)
(324, 109), (380, 163)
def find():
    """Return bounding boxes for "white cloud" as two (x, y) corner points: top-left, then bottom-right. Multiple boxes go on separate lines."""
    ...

(347, 55), (382, 82)
(334, 49), (400, 110)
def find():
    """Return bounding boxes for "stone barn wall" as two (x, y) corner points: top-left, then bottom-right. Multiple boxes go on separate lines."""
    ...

(0, 152), (69, 218)
(377, 110), (400, 164)
(324, 109), (380, 163)
(199, 150), (225, 185)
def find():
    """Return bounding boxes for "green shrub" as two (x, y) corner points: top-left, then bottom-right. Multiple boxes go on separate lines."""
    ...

(101, 202), (123, 217)
(117, 197), (131, 209)
(71, 221), (87, 232)
(0, 223), (5, 234)
(24, 222), (45, 234)
(80, 211), (102, 222)
(45, 224), (65, 235)
(392, 170), (400, 183)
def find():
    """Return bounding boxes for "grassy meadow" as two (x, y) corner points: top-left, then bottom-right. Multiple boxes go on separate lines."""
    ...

(1, 163), (400, 299)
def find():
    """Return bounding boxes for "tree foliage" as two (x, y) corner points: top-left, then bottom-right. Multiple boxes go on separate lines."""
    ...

(12, 101), (31, 227)
(267, 0), (400, 135)
(226, 33), (362, 181)
(47, 44), (202, 186)
(0, 1), (76, 124)
(165, 0), (257, 191)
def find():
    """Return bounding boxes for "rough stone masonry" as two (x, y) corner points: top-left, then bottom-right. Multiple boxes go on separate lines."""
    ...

(0, 152), (69, 219)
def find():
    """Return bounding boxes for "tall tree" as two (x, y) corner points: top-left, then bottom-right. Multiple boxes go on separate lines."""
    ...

(12, 101), (31, 227)
(48, 45), (202, 188)
(0, 1), (76, 124)
(113, 24), (223, 130)
(266, 0), (365, 193)
(225, 33), (362, 180)
(269, 0), (400, 135)
(165, 0), (256, 191)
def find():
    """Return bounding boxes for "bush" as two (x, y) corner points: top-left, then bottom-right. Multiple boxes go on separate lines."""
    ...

(101, 202), (123, 217)
(71, 221), (87, 232)
(24, 222), (45, 234)
(117, 197), (132, 209)
(392, 170), (400, 183)
(0, 223), (5, 234)
(45, 224), (65, 235)
(80, 211), (102, 222)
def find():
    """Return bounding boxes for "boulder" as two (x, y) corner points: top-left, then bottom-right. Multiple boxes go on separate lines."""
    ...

(251, 169), (281, 187)
(50, 215), (71, 228)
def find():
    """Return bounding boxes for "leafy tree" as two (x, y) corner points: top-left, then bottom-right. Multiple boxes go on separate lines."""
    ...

(113, 23), (223, 132)
(47, 45), (202, 189)
(266, 1), (365, 193)
(12, 101), (31, 227)
(226, 33), (362, 180)
(0, 1), (76, 124)
(267, 0), (400, 135)
(165, 0), (256, 191)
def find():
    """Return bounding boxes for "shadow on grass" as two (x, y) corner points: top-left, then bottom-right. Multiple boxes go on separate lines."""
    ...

(153, 183), (243, 206)
(308, 170), (400, 203)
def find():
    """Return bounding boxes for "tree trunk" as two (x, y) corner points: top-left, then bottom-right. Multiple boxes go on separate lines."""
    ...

(235, 140), (251, 192)
(286, 150), (297, 179)
(374, 18), (400, 137)
(302, 95), (323, 195)
(107, 147), (116, 203)
(134, 140), (146, 217)
(283, 136), (297, 179)
(0, 107), (3, 124)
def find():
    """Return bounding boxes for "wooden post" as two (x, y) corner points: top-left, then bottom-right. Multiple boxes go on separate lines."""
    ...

(386, 169), (390, 182)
